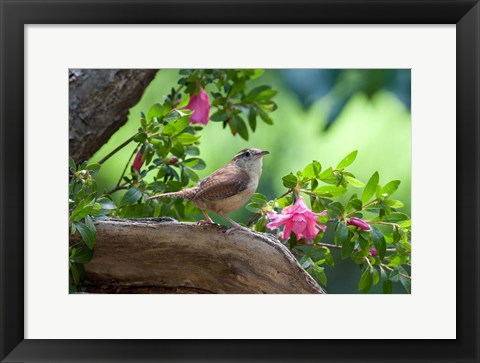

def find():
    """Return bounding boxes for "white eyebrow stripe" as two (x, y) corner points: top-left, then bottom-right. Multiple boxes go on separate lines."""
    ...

(234, 149), (249, 158)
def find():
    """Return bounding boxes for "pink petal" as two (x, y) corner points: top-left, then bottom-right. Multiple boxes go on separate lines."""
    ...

(266, 212), (292, 230)
(290, 217), (307, 236)
(304, 220), (320, 239)
(282, 220), (294, 240)
(182, 88), (211, 125)
(316, 221), (327, 232)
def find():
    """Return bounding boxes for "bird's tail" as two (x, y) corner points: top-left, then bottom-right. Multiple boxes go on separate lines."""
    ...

(147, 187), (198, 201)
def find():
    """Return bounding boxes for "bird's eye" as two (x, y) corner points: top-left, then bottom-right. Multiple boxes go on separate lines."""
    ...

(244, 151), (251, 158)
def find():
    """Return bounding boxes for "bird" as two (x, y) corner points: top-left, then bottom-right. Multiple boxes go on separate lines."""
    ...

(147, 148), (269, 232)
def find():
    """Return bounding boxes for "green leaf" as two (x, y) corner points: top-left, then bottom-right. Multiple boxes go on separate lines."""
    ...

(147, 103), (163, 122)
(251, 193), (267, 204)
(382, 280), (393, 293)
(349, 198), (363, 211)
(308, 264), (327, 286)
(384, 199), (404, 209)
(389, 269), (401, 282)
(318, 167), (333, 180)
(234, 115), (249, 141)
(250, 69), (265, 79)
(120, 187), (142, 206)
(175, 133), (200, 145)
(177, 94), (190, 108)
(162, 99), (173, 115)
(258, 108), (273, 125)
(70, 263), (80, 285)
(210, 110), (229, 122)
(362, 171), (379, 204)
(303, 161), (321, 179)
(341, 237), (354, 260)
(69, 157), (76, 173)
(248, 107), (257, 131)
(359, 267), (372, 292)
(276, 195), (292, 208)
(70, 193), (96, 221)
(246, 202), (262, 213)
(300, 256), (313, 269)
(357, 234), (370, 253)
(371, 226), (386, 259)
(335, 222), (349, 246)
(328, 201), (345, 218)
(315, 185), (347, 197)
(379, 266), (388, 281)
(97, 197), (116, 211)
(70, 247), (94, 263)
(386, 212), (410, 222)
(306, 247), (326, 262)
(70, 221), (76, 235)
(398, 220), (411, 228)
(381, 180), (401, 197)
(253, 215), (267, 232)
(247, 85), (272, 100)
(337, 150), (358, 169)
(86, 163), (101, 175)
(75, 217), (96, 249)
(372, 267), (380, 286)
(388, 253), (408, 267)
(282, 173), (298, 188)
(163, 115), (190, 136)
(184, 158), (206, 170)
(345, 176), (365, 188)
(400, 275), (411, 293)
(185, 145), (200, 156)
(185, 168), (199, 183)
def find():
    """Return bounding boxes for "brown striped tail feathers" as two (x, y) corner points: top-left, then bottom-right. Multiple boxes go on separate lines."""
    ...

(147, 187), (198, 201)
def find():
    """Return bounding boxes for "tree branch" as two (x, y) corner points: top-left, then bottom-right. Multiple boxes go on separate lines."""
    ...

(74, 218), (325, 294)
(69, 69), (157, 163)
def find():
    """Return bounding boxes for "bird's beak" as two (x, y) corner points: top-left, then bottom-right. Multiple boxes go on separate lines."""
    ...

(258, 150), (270, 157)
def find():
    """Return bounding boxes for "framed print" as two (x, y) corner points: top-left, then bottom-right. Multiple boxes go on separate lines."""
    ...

(1, 1), (479, 362)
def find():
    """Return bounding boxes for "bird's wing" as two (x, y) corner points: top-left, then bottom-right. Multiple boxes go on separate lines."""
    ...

(195, 166), (250, 201)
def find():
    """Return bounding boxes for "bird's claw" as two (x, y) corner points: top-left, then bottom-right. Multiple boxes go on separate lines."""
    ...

(225, 225), (251, 234)
(197, 220), (216, 226)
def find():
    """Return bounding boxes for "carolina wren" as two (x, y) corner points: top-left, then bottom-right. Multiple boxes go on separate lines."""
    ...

(147, 148), (269, 231)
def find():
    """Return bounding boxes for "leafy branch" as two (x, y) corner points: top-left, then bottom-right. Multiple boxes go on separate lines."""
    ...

(247, 150), (412, 294)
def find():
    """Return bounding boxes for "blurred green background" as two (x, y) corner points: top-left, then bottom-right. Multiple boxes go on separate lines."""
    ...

(90, 69), (411, 293)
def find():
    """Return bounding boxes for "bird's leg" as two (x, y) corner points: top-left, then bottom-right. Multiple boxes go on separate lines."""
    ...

(220, 213), (250, 234)
(198, 210), (215, 225)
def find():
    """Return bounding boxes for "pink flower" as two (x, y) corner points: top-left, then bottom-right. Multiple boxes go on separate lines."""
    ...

(266, 197), (327, 240)
(132, 151), (143, 171)
(370, 248), (378, 257)
(347, 217), (371, 231)
(182, 87), (210, 125)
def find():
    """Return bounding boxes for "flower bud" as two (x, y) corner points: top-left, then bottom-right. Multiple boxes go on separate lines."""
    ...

(348, 217), (371, 231)
(167, 157), (179, 165)
(132, 151), (143, 171)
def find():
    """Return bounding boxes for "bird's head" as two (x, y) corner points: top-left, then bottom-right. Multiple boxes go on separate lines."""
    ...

(232, 148), (270, 174)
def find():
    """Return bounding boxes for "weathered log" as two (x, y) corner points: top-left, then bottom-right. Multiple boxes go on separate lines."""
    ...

(82, 218), (325, 294)
(69, 69), (157, 163)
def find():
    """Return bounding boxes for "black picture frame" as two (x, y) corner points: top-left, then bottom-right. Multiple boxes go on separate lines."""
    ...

(1, 1), (478, 362)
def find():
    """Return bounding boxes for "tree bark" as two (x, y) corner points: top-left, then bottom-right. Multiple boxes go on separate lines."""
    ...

(69, 69), (157, 163)
(77, 218), (325, 294)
